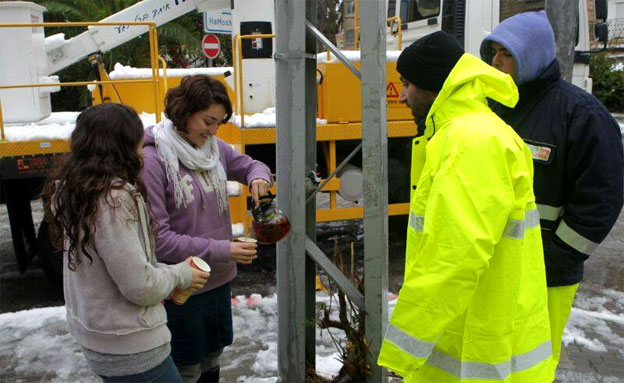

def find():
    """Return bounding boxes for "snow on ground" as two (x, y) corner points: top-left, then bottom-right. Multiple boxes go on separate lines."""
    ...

(0, 306), (99, 383)
(556, 370), (623, 383)
(0, 292), (370, 382)
(563, 288), (624, 355)
(0, 289), (622, 382)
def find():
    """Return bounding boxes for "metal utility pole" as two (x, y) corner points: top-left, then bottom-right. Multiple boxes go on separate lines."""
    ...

(360, 0), (389, 381)
(545, 0), (579, 82)
(275, 0), (387, 381)
(303, 0), (318, 371)
(275, 0), (317, 381)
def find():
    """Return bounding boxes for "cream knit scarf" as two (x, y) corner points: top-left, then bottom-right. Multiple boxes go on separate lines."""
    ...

(153, 118), (228, 213)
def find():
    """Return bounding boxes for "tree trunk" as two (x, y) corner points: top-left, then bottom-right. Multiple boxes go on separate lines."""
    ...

(545, 0), (579, 82)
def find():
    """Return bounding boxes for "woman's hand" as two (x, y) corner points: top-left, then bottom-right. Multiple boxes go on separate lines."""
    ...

(229, 241), (258, 264)
(250, 179), (271, 205)
(185, 257), (210, 291)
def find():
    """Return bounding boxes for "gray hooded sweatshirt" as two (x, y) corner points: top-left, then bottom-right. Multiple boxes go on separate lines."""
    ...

(62, 184), (192, 375)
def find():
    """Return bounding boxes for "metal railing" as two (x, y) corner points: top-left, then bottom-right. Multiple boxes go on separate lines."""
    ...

(608, 18), (624, 48)
(158, 56), (169, 92)
(0, 21), (163, 142)
(387, 16), (403, 49)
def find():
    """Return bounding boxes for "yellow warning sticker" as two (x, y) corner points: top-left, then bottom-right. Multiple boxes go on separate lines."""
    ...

(387, 82), (404, 108)
(386, 82), (400, 98)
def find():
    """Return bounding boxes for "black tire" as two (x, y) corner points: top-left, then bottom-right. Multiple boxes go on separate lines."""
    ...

(37, 221), (63, 285)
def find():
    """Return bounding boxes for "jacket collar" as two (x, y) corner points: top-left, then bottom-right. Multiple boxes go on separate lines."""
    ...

(516, 59), (561, 108)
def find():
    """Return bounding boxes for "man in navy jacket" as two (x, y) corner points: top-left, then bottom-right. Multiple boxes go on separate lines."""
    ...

(481, 10), (624, 374)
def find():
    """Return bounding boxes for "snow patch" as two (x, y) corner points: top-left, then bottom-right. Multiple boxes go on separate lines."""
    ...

(109, 63), (233, 80)
(316, 353), (344, 379)
(227, 181), (242, 197)
(0, 288), (621, 382)
(0, 307), (98, 383)
(562, 326), (608, 352)
(45, 33), (66, 51)
(562, 289), (624, 354)
(229, 107), (327, 128)
(4, 112), (78, 141)
(3, 108), (325, 141)
(316, 50), (403, 63)
(556, 370), (622, 383)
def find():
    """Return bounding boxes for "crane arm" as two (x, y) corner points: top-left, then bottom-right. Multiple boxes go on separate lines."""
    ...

(45, 0), (228, 75)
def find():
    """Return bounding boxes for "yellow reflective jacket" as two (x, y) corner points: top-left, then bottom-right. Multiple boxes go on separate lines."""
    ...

(378, 53), (553, 383)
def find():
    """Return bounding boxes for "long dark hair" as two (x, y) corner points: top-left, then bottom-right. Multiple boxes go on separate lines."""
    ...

(43, 103), (147, 270)
(164, 74), (233, 132)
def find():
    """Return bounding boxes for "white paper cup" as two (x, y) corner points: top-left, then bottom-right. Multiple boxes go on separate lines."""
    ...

(169, 257), (211, 305)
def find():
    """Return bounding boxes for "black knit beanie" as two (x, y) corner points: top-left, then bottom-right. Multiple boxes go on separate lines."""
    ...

(396, 31), (464, 92)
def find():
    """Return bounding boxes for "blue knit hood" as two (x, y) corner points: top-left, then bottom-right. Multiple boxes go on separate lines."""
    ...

(480, 11), (556, 85)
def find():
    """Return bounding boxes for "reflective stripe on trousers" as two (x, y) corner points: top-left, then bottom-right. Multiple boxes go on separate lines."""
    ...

(410, 209), (540, 239)
(384, 324), (552, 380)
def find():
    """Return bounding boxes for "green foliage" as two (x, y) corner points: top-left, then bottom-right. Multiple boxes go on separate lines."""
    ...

(315, 0), (343, 48)
(590, 53), (624, 113)
(33, 0), (210, 111)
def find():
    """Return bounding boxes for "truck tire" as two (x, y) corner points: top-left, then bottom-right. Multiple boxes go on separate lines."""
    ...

(37, 221), (63, 285)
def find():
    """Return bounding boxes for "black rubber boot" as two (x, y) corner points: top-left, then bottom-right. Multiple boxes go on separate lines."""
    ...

(198, 367), (219, 383)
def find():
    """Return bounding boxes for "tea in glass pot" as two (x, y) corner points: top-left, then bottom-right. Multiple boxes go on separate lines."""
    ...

(251, 192), (291, 244)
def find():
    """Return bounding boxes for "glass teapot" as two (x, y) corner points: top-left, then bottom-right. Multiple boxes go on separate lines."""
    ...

(250, 192), (291, 244)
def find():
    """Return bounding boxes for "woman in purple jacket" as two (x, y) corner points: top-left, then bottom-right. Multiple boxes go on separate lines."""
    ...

(141, 75), (272, 383)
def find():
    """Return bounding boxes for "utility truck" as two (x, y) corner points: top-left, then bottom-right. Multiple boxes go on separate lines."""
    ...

(0, 0), (606, 282)
(381, 0), (608, 91)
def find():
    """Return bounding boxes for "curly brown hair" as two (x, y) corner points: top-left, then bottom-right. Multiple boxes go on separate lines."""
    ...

(43, 103), (148, 271)
(164, 74), (233, 132)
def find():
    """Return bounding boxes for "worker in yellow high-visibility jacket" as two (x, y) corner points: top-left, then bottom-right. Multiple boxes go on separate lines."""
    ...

(378, 31), (554, 383)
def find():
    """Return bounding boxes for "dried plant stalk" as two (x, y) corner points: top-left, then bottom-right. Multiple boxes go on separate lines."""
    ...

(306, 236), (372, 383)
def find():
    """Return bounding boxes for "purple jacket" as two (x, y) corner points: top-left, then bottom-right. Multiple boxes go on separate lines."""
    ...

(141, 127), (272, 293)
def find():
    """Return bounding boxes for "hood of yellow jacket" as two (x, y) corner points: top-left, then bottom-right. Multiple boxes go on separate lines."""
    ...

(423, 53), (519, 134)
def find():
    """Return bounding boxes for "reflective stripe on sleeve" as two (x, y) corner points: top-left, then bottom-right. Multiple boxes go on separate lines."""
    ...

(412, 210), (539, 239)
(536, 204), (564, 221)
(427, 340), (552, 380)
(409, 213), (424, 233)
(503, 209), (540, 240)
(384, 323), (435, 358)
(555, 220), (600, 255)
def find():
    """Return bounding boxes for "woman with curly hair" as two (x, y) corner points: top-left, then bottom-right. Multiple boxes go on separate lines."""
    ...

(141, 75), (272, 382)
(44, 103), (210, 383)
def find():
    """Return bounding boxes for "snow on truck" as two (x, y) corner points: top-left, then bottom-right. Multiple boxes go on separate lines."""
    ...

(0, 0), (607, 282)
